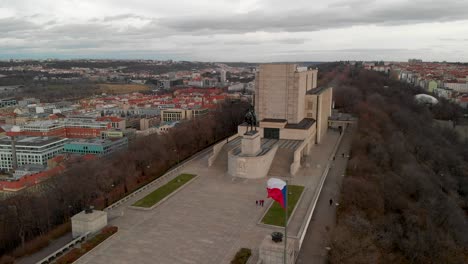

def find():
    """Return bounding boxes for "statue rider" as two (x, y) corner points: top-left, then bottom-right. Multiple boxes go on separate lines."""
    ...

(244, 108), (257, 132)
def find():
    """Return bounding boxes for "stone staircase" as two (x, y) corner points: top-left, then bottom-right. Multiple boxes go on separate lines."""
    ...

(267, 148), (294, 177)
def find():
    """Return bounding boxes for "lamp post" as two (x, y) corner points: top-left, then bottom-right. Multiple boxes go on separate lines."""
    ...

(173, 148), (180, 164)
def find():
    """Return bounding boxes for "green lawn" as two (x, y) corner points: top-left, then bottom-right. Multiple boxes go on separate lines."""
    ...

(132, 174), (196, 208)
(261, 185), (305, 226)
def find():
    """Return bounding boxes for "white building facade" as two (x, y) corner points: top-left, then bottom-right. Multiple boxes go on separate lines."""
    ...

(0, 136), (67, 170)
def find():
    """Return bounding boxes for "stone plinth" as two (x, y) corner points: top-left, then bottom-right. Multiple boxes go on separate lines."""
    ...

(259, 235), (295, 264)
(241, 130), (261, 156)
(71, 210), (108, 238)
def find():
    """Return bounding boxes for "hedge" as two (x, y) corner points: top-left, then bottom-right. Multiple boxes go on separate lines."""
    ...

(56, 226), (118, 264)
(231, 248), (252, 264)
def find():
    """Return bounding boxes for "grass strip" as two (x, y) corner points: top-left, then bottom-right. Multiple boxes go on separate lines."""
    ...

(132, 174), (196, 208)
(261, 185), (304, 226)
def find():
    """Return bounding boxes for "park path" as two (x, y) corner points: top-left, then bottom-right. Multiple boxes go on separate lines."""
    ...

(296, 125), (355, 264)
(15, 233), (73, 264)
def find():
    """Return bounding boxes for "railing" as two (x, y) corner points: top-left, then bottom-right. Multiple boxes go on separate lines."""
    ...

(36, 232), (90, 264)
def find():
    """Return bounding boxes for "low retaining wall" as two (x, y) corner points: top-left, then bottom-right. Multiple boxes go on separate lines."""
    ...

(228, 145), (278, 179)
(37, 232), (90, 264)
(208, 134), (239, 167)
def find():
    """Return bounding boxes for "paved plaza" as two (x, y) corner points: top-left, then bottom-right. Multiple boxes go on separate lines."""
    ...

(76, 131), (341, 264)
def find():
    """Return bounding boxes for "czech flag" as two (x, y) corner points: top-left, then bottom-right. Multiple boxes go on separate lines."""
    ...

(267, 178), (287, 209)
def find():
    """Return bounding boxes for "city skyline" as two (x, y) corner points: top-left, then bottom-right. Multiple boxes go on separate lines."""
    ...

(1, 0), (468, 62)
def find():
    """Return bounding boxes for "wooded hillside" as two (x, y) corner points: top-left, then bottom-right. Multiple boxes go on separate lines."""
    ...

(328, 65), (468, 264)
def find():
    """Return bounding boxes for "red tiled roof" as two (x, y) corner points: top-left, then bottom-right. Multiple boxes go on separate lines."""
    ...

(82, 154), (96, 161)
(96, 116), (124, 122)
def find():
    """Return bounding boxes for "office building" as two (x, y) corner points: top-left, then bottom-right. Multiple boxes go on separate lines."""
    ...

(0, 98), (17, 108)
(161, 108), (208, 122)
(64, 117), (111, 138)
(0, 136), (67, 170)
(63, 137), (128, 156)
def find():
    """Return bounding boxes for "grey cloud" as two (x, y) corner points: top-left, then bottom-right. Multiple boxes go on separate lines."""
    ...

(439, 38), (468, 41)
(158, 1), (468, 34)
(0, 18), (40, 32)
(205, 38), (307, 46)
(102, 14), (149, 22)
(0, 0), (467, 61)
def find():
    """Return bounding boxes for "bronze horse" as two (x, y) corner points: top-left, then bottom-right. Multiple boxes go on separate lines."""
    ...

(244, 109), (257, 131)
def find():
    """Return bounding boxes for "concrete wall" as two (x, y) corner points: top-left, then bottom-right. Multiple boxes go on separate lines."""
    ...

(238, 125), (316, 141)
(305, 95), (318, 120)
(290, 135), (315, 175)
(208, 134), (239, 167)
(317, 88), (332, 144)
(307, 87), (333, 144)
(255, 64), (318, 124)
(280, 126), (316, 141)
(228, 145), (278, 179)
(255, 64), (296, 121)
(292, 71), (307, 123)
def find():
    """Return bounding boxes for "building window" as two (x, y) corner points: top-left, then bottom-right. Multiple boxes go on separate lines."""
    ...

(307, 101), (314, 110)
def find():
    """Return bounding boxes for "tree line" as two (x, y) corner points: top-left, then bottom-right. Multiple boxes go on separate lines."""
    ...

(328, 65), (468, 263)
(0, 100), (249, 261)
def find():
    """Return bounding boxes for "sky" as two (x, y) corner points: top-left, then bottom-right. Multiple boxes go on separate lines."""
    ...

(1, 0), (468, 62)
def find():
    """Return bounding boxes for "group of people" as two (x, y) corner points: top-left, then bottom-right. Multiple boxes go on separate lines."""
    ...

(256, 200), (265, 207)
(332, 152), (350, 161)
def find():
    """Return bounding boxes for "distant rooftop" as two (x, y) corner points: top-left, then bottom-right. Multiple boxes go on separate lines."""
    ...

(66, 137), (126, 146)
(306, 87), (329, 95)
(0, 136), (66, 146)
(285, 118), (315, 129)
(23, 120), (63, 128)
(261, 119), (287, 123)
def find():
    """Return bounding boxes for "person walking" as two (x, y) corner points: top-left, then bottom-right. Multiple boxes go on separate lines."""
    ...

(256, 200), (258, 206)
(261, 200), (264, 207)
(329, 199), (333, 206)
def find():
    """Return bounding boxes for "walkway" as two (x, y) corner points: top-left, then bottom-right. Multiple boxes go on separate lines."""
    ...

(75, 131), (341, 264)
(296, 125), (354, 263)
(16, 233), (73, 264)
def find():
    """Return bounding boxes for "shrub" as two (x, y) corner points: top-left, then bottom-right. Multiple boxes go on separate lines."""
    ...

(231, 248), (252, 264)
(54, 226), (118, 264)
(11, 235), (50, 258)
(56, 248), (82, 264)
(49, 222), (72, 240)
(0, 255), (15, 264)
(101, 226), (118, 235)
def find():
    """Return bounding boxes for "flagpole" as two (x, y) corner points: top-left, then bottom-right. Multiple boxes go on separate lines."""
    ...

(284, 179), (288, 264)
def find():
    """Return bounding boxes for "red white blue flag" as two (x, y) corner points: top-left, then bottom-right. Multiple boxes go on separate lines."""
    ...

(267, 178), (287, 209)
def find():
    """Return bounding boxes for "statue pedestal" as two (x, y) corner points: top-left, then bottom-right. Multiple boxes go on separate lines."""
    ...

(259, 235), (295, 264)
(71, 210), (107, 238)
(228, 129), (277, 179)
(242, 130), (261, 156)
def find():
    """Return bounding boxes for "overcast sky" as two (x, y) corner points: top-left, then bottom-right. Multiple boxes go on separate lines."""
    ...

(1, 0), (468, 62)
